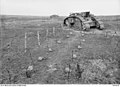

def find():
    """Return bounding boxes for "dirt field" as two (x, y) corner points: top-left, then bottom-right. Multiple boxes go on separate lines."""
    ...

(0, 15), (120, 84)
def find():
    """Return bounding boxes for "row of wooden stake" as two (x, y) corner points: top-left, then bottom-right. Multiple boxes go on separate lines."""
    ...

(24, 27), (55, 52)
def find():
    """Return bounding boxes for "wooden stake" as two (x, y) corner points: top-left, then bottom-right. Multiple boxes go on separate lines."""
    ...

(25, 32), (27, 52)
(67, 64), (71, 82)
(37, 31), (40, 46)
(46, 29), (48, 37)
(53, 27), (55, 35)
(72, 50), (73, 58)
(46, 29), (49, 47)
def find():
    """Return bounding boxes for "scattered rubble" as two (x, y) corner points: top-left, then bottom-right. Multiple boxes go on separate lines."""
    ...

(38, 56), (46, 61)
(82, 39), (85, 42)
(77, 45), (82, 49)
(72, 54), (77, 58)
(66, 35), (70, 38)
(27, 65), (33, 71)
(81, 33), (85, 36)
(48, 48), (53, 52)
(57, 40), (62, 44)
(47, 64), (57, 73)
(69, 32), (73, 35)
(65, 67), (72, 72)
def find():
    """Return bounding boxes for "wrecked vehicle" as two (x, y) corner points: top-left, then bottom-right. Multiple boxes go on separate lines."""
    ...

(63, 11), (104, 31)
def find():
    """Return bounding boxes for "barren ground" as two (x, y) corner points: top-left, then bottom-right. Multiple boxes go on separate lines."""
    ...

(0, 15), (120, 84)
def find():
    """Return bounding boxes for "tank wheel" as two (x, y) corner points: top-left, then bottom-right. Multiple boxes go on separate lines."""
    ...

(63, 17), (75, 28)
(63, 16), (83, 31)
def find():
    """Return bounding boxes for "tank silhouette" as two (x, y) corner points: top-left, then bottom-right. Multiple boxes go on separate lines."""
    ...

(63, 11), (104, 31)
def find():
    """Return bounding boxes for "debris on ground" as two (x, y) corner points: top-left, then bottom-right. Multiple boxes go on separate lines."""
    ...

(81, 39), (85, 42)
(27, 65), (33, 71)
(66, 35), (70, 38)
(81, 33), (85, 36)
(38, 56), (47, 61)
(47, 64), (57, 73)
(70, 32), (73, 35)
(65, 67), (72, 72)
(72, 54), (77, 58)
(48, 48), (53, 52)
(57, 40), (62, 44)
(77, 45), (82, 49)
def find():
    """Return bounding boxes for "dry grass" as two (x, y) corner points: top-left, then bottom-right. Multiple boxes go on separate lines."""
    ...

(0, 15), (120, 84)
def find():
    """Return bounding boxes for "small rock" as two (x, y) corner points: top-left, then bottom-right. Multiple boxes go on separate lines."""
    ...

(109, 73), (113, 76)
(70, 32), (73, 35)
(66, 35), (70, 38)
(48, 48), (53, 52)
(47, 64), (57, 72)
(27, 65), (33, 71)
(77, 45), (82, 49)
(57, 40), (62, 44)
(48, 64), (53, 68)
(81, 31), (84, 33)
(38, 56), (44, 61)
(72, 54), (77, 58)
(81, 34), (84, 36)
(65, 67), (71, 72)
(114, 68), (118, 72)
(47, 68), (57, 73)
(82, 39), (85, 42)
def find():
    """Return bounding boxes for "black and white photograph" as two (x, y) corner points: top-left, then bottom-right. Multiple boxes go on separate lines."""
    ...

(0, 0), (120, 85)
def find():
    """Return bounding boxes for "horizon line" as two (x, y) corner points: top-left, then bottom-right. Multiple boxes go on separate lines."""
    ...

(1, 14), (120, 17)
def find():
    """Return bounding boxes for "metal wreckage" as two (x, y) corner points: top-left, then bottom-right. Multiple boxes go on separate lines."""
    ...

(63, 11), (104, 31)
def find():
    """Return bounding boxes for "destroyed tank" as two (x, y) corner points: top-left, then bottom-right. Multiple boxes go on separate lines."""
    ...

(63, 11), (104, 31)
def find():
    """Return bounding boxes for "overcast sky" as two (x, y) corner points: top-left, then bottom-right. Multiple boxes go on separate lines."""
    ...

(0, 0), (120, 16)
